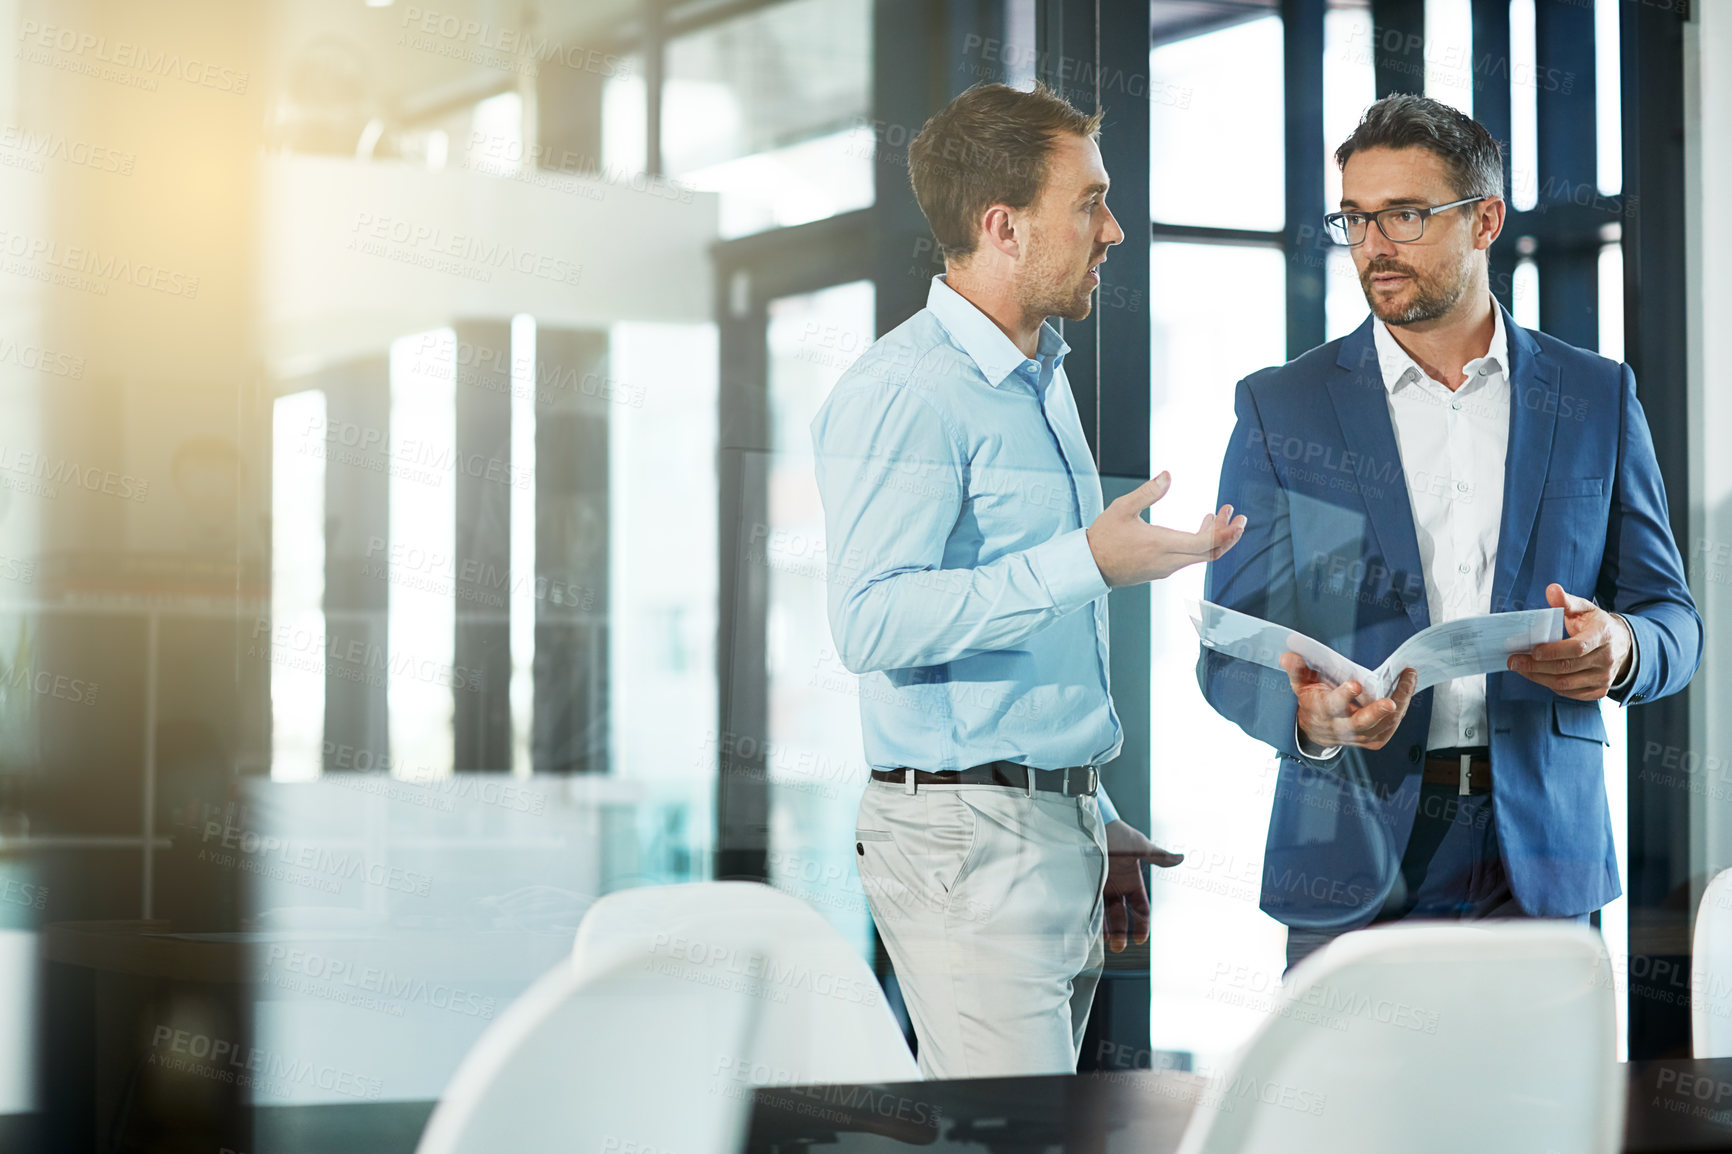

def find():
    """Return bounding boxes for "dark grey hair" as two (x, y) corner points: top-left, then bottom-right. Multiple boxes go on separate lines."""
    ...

(1334, 93), (1504, 200)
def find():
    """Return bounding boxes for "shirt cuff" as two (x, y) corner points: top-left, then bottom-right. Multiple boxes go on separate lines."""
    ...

(1029, 528), (1110, 615)
(1295, 718), (1342, 762)
(1610, 614), (1641, 700)
(1095, 784), (1119, 825)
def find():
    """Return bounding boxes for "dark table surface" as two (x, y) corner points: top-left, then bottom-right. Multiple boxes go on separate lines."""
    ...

(745, 1057), (1732, 1154)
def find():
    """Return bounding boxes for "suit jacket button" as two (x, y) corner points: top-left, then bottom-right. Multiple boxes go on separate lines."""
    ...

(856, 842), (865, 856)
(1408, 745), (1421, 763)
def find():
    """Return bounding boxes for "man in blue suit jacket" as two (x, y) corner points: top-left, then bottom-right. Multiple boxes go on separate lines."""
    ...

(1198, 95), (1702, 968)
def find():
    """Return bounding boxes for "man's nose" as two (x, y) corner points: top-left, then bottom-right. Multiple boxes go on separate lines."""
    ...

(1101, 203), (1125, 247)
(1360, 221), (1400, 261)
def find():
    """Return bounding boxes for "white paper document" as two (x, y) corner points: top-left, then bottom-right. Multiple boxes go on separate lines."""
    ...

(1187, 599), (1566, 700)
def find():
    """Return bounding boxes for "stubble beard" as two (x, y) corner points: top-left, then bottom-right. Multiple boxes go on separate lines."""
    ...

(1017, 234), (1096, 323)
(1361, 247), (1476, 326)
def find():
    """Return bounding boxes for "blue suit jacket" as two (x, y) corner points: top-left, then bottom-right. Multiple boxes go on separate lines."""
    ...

(1197, 306), (1701, 926)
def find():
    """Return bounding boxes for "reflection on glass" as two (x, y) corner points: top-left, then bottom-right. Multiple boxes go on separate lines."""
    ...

(271, 390), (327, 782)
(602, 55), (648, 176)
(663, 0), (871, 237)
(1511, 0), (1539, 211)
(1324, 7), (1376, 212)
(510, 315), (537, 778)
(1596, 0), (1622, 196)
(1325, 245), (1367, 341)
(1424, 0), (1474, 115)
(608, 321), (719, 792)
(679, 128), (875, 239)
(388, 330), (457, 781)
(766, 281), (874, 956)
(663, 0), (869, 173)
(1148, 241), (1288, 1070)
(1150, 17), (1283, 232)
(1598, 239), (1629, 1058)
(1514, 257), (1540, 329)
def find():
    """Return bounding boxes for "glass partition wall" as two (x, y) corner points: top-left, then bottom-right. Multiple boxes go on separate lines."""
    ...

(0, 0), (1702, 1146)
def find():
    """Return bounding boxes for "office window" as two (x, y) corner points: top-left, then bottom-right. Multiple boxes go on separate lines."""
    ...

(1510, 0), (1539, 210)
(1424, 0), (1474, 115)
(1149, 16), (1284, 232)
(663, 0), (872, 238)
(387, 330), (458, 781)
(764, 280), (875, 956)
(1323, 6), (1376, 213)
(270, 390), (327, 783)
(1595, 0), (1622, 196)
(1147, 240), (1288, 1071)
(609, 320), (721, 789)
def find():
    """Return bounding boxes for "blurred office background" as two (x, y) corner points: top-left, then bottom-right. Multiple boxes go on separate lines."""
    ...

(0, 0), (1726, 1149)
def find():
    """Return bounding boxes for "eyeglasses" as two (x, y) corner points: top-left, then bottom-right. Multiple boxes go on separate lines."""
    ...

(1324, 196), (1489, 246)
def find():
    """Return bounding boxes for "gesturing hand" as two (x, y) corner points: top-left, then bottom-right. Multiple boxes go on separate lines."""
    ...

(1506, 583), (1634, 701)
(1086, 472), (1246, 587)
(1102, 819), (1184, 954)
(1280, 654), (1419, 752)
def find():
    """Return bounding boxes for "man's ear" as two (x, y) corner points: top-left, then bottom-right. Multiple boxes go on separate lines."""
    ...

(1474, 195), (1506, 252)
(979, 203), (1020, 260)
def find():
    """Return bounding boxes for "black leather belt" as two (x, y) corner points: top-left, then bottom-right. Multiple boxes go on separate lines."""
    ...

(1421, 746), (1493, 795)
(871, 761), (1099, 797)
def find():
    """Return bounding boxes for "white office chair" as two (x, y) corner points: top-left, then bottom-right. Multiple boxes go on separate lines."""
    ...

(414, 951), (760, 1154)
(1692, 867), (1732, 1057)
(569, 881), (918, 1085)
(1175, 923), (1622, 1154)
(417, 882), (916, 1154)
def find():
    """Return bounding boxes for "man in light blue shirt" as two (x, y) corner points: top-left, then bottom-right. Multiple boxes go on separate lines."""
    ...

(812, 83), (1244, 1078)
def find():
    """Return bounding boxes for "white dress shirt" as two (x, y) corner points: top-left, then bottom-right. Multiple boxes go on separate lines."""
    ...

(1297, 303), (1635, 760)
(1374, 308), (1510, 750)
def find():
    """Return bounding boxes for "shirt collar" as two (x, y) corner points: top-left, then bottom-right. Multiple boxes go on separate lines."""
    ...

(1370, 301), (1508, 394)
(927, 274), (1069, 388)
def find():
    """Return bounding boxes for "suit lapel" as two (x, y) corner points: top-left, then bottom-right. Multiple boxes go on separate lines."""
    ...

(1492, 310), (1559, 611)
(1329, 319), (1429, 632)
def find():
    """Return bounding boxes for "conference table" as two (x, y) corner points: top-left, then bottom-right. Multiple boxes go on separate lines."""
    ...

(745, 1058), (1732, 1154)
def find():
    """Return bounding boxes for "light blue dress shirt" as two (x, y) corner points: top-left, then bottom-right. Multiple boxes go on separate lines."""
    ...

(811, 275), (1122, 823)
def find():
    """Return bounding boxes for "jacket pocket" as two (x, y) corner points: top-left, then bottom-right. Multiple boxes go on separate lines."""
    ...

(1541, 477), (1604, 499)
(1551, 699), (1609, 746)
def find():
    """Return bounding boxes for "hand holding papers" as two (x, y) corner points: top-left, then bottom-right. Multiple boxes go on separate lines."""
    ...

(1187, 600), (1566, 700)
